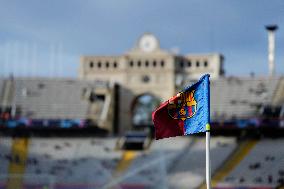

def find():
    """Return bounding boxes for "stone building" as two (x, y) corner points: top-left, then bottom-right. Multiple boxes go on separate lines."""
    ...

(79, 33), (224, 132)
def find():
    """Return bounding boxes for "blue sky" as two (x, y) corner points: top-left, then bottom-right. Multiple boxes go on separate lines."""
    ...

(0, 0), (284, 77)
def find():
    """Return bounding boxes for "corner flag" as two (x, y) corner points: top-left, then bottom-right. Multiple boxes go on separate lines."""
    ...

(152, 74), (210, 139)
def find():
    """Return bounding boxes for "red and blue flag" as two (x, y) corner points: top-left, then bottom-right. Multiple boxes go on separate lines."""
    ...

(152, 74), (210, 139)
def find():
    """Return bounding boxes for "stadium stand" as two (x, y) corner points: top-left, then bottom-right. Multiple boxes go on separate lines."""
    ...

(13, 78), (98, 119)
(1, 137), (284, 189)
(200, 139), (259, 189)
(168, 137), (237, 189)
(210, 77), (281, 121)
(115, 137), (192, 187)
(102, 137), (236, 189)
(0, 137), (13, 178)
(0, 78), (116, 132)
(0, 137), (122, 188)
(217, 139), (284, 189)
(0, 137), (238, 189)
(24, 138), (121, 188)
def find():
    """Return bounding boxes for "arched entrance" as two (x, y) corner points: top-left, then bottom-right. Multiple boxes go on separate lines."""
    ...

(131, 94), (161, 127)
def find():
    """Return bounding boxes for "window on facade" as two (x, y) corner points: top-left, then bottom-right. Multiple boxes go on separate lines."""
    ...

(114, 62), (118, 68)
(145, 61), (149, 67)
(130, 61), (134, 67)
(204, 61), (208, 67)
(161, 60), (165, 67)
(153, 60), (157, 67)
(180, 60), (184, 68)
(38, 83), (45, 89)
(89, 61), (94, 68)
(98, 62), (102, 68)
(196, 61), (200, 67)
(138, 60), (141, 67)
(187, 60), (192, 67)
(142, 75), (150, 83)
(106, 62), (109, 68)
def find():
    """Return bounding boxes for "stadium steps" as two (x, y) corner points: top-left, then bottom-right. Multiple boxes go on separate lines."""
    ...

(0, 79), (14, 107)
(168, 138), (197, 172)
(198, 139), (258, 189)
(272, 77), (284, 105)
(113, 150), (137, 175)
(6, 138), (29, 189)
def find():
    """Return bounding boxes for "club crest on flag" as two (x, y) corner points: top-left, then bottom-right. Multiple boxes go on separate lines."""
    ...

(167, 90), (197, 121)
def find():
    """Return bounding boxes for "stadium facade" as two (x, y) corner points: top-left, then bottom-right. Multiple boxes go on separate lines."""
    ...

(79, 33), (224, 132)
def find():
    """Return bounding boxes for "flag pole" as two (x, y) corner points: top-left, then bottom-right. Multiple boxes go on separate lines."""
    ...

(206, 124), (211, 189)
